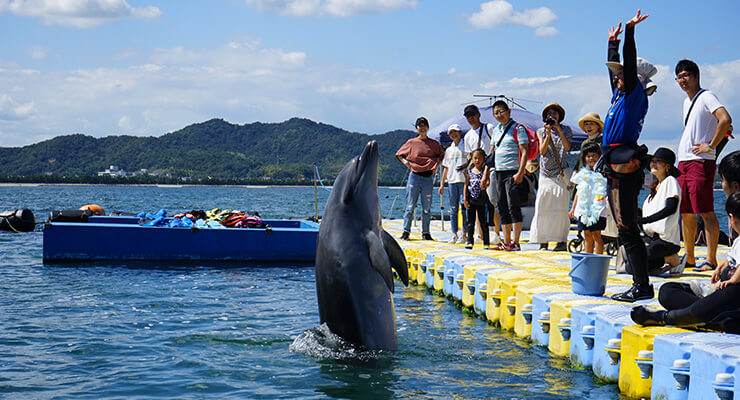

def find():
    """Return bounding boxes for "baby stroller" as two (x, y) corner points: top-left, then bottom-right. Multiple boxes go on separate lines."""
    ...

(567, 220), (618, 255)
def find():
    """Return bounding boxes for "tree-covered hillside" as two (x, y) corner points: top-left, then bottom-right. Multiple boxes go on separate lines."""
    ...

(0, 118), (416, 184)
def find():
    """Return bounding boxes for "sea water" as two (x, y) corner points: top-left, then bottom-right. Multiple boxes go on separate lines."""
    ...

(0, 185), (729, 399)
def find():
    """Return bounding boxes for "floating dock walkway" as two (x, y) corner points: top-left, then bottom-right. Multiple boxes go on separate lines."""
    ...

(383, 219), (738, 400)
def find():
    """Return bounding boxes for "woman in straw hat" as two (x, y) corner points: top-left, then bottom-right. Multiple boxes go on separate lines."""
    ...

(529, 102), (572, 251)
(575, 112), (604, 171)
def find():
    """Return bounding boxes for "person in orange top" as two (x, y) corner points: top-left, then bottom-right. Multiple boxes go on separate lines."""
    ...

(396, 117), (445, 240)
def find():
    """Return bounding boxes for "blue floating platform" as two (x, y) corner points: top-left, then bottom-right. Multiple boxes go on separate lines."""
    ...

(43, 216), (319, 262)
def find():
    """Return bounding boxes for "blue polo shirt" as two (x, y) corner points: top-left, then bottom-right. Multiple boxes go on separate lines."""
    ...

(603, 83), (648, 146)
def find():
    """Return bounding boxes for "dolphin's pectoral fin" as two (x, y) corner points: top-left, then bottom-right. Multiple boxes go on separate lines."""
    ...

(365, 231), (394, 293)
(382, 229), (409, 286)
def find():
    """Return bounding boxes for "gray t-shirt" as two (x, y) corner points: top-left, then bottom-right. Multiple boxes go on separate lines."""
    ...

(537, 125), (572, 178)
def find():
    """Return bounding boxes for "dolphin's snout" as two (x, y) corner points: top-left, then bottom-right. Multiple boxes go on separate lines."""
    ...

(361, 140), (378, 160)
(357, 140), (379, 176)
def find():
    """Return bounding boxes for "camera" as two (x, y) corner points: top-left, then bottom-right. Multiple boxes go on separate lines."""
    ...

(545, 117), (556, 126)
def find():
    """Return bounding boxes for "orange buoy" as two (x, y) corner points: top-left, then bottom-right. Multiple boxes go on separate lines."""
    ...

(79, 204), (105, 216)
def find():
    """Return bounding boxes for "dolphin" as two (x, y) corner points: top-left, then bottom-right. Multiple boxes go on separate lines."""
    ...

(314, 140), (409, 351)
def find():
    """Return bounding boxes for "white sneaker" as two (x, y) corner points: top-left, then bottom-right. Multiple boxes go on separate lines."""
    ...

(491, 233), (502, 245)
(447, 233), (458, 244)
(456, 235), (467, 244)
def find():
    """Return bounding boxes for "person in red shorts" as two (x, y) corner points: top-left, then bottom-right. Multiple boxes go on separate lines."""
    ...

(675, 59), (733, 271)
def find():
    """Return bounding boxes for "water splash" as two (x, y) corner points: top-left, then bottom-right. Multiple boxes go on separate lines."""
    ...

(290, 324), (384, 361)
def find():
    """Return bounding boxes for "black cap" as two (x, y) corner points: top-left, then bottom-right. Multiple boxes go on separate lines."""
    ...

(463, 104), (480, 117)
(415, 117), (429, 127)
(650, 147), (681, 177)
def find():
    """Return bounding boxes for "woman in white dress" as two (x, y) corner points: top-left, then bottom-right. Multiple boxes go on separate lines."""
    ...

(530, 103), (572, 251)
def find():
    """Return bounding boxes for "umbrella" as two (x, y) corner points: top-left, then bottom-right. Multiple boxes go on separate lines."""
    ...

(428, 105), (588, 149)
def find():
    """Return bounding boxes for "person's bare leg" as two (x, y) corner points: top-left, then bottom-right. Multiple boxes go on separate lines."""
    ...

(584, 231), (594, 254)
(664, 253), (680, 267)
(513, 221), (523, 244)
(502, 223), (512, 244)
(681, 213), (697, 266)
(593, 231), (604, 255)
(701, 211), (720, 267)
(494, 213), (500, 237)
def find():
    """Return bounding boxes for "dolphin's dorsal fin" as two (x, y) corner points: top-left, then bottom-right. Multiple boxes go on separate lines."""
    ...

(381, 229), (409, 286)
(365, 230), (394, 293)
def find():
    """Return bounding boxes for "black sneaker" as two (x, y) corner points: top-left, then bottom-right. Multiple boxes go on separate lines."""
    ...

(630, 306), (666, 326)
(539, 243), (549, 250)
(422, 233), (434, 241)
(400, 232), (410, 240)
(552, 242), (567, 252)
(611, 284), (654, 302)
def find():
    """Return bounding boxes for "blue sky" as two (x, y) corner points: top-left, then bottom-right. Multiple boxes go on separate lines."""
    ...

(1, 0), (739, 154)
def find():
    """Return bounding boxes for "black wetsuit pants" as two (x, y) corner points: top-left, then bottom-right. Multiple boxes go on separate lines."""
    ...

(607, 169), (649, 287)
(659, 282), (740, 333)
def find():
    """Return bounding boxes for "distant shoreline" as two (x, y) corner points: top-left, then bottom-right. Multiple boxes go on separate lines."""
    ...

(0, 183), (405, 189)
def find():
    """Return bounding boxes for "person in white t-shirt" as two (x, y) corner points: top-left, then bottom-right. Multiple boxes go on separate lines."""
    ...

(439, 124), (468, 244)
(639, 148), (682, 275)
(674, 59), (733, 272)
(462, 104), (501, 245)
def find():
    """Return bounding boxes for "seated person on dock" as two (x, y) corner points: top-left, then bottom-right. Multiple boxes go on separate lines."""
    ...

(631, 192), (740, 333)
(639, 148), (682, 275)
(720, 150), (740, 213)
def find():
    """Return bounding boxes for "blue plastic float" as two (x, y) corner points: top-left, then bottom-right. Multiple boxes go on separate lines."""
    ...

(593, 311), (634, 383)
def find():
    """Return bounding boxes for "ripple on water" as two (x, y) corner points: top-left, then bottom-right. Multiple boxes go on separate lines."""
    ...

(0, 186), (630, 399)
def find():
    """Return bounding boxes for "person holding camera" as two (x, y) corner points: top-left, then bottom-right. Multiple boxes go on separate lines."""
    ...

(529, 103), (573, 251)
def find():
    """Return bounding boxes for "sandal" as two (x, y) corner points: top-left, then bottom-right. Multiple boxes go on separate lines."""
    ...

(693, 261), (716, 272)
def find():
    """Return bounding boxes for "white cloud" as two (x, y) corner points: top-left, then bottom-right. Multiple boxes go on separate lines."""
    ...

(447, 67), (456, 74)
(534, 26), (558, 38)
(27, 45), (47, 60)
(245, 0), (416, 17)
(469, 0), (557, 37)
(0, 0), (161, 28)
(499, 75), (571, 87)
(0, 94), (36, 120)
(1, 36), (740, 159)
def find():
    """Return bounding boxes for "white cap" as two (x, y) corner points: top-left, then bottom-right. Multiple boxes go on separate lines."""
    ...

(636, 57), (658, 96)
(606, 58), (658, 96)
(447, 123), (462, 134)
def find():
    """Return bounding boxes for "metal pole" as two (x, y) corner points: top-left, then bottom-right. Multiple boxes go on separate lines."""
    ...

(440, 193), (445, 231)
(313, 165), (319, 221)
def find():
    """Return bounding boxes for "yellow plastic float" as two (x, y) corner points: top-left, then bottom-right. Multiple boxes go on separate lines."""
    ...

(616, 325), (691, 399)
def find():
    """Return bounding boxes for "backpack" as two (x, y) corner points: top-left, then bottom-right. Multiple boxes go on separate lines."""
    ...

(511, 123), (539, 161)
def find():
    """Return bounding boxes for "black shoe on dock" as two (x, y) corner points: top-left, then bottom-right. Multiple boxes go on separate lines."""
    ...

(422, 233), (434, 241)
(400, 232), (410, 240)
(611, 284), (654, 302)
(551, 242), (567, 252)
(630, 306), (666, 326)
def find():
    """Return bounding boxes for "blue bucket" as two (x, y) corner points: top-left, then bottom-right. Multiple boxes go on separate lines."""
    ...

(568, 253), (611, 296)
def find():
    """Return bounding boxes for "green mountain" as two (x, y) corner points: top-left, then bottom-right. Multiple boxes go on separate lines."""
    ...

(0, 118), (416, 184)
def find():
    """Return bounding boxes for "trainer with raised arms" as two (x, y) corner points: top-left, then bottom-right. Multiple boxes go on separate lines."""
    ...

(600, 10), (652, 302)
